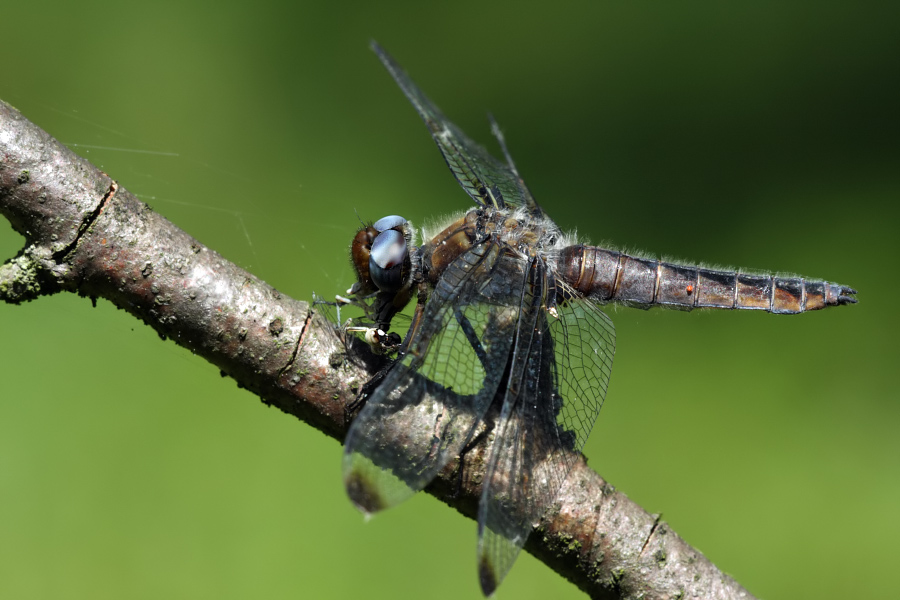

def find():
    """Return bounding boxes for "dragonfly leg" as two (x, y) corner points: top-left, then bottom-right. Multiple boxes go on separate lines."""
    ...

(453, 306), (490, 372)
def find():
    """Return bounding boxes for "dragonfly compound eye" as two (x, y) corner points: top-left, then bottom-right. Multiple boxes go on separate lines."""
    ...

(369, 229), (408, 292)
(373, 214), (407, 232)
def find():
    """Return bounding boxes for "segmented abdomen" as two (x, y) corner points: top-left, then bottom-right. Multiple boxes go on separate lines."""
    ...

(559, 245), (857, 314)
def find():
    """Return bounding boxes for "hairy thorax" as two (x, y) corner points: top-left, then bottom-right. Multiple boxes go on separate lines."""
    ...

(419, 206), (565, 287)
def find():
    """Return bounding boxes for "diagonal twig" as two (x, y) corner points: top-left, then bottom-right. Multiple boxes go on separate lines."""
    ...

(0, 99), (754, 600)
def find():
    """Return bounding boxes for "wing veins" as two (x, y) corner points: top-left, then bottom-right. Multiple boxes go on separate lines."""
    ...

(343, 240), (520, 514)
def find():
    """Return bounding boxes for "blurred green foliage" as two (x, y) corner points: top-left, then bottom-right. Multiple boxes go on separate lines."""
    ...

(1, 2), (898, 599)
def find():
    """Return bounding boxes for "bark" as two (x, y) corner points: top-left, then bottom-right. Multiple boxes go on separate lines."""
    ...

(0, 99), (755, 600)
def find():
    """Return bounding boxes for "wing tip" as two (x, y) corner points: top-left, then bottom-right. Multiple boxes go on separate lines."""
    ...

(344, 468), (387, 515)
(369, 39), (398, 74)
(478, 555), (499, 597)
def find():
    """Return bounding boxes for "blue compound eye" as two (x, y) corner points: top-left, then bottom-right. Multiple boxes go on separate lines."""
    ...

(369, 229), (407, 292)
(373, 215), (407, 233)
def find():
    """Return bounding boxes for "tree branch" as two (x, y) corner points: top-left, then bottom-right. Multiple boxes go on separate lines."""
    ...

(0, 99), (755, 600)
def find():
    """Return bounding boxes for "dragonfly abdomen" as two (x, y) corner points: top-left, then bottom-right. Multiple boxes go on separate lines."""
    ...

(559, 245), (857, 313)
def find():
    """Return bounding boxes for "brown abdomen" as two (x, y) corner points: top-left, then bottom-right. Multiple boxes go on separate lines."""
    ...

(559, 245), (857, 314)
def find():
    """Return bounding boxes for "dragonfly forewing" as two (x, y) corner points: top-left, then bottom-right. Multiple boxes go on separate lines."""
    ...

(343, 241), (522, 513)
(371, 41), (535, 211)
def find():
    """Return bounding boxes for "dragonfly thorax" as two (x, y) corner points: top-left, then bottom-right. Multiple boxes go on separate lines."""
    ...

(420, 206), (564, 285)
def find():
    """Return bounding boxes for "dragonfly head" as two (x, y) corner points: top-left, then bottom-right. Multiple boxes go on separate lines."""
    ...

(350, 214), (413, 295)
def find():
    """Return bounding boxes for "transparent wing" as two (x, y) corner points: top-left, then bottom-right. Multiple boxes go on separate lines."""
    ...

(477, 269), (616, 594)
(343, 240), (525, 513)
(371, 41), (539, 213)
(547, 282), (616, 454)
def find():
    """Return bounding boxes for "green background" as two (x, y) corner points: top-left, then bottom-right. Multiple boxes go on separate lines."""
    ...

(2, 2), (897, 599)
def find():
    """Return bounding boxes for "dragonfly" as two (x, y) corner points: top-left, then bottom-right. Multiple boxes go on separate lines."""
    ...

(340, 41), (858, 595)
